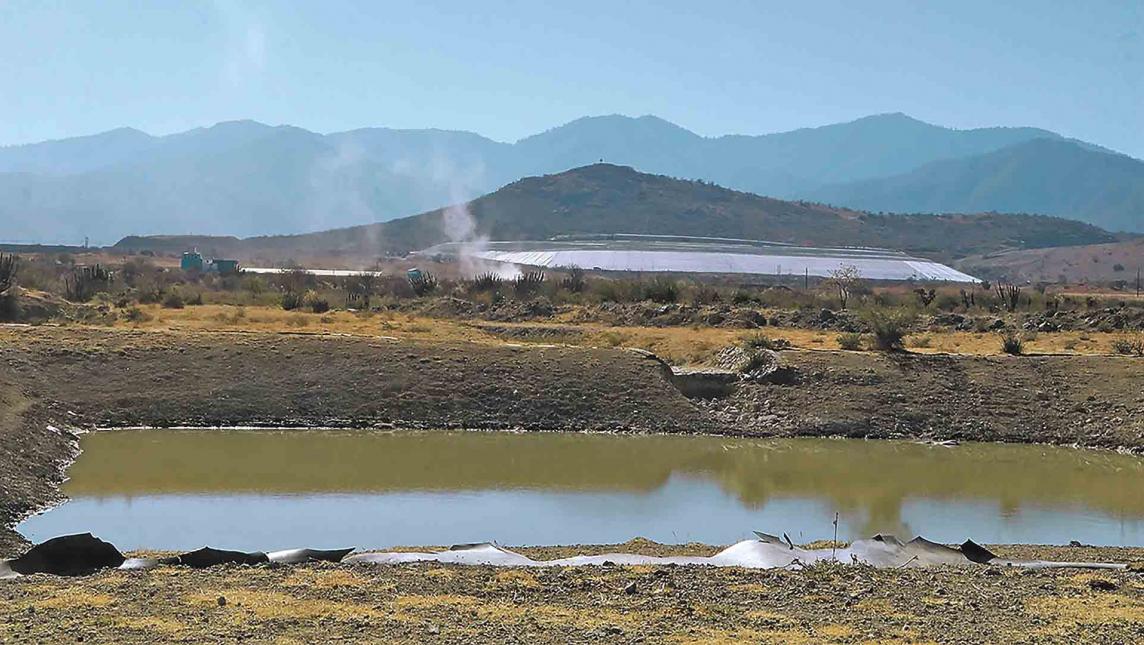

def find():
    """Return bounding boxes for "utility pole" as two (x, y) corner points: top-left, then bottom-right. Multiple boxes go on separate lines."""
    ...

(804, 267), (809, 290)
(1137, 267), (1141, 297)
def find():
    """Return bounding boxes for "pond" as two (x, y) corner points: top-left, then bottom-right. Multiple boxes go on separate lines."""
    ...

(18, 430), (1144, 551)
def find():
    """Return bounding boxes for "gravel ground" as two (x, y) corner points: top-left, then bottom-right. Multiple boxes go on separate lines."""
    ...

(2, 541), (1142, 644)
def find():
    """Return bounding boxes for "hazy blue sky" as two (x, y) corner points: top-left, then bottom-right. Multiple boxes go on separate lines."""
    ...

(2, 0), (1141, 156)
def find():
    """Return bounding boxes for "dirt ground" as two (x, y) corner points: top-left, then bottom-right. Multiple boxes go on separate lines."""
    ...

(1, 324), (1142, 554)
(1, 324), (1142, 643)
(702, 350), (1144, 449)
(0, 325), (708, 554)
(2, 541), (1142, 644)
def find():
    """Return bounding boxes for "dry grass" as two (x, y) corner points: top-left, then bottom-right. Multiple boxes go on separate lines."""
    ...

(4, 559), (1142, 644)
(72, 303), (1144, 364)
(187, 589), (385, 621)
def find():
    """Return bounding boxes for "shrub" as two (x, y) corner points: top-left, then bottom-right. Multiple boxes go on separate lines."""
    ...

(1000, 331), (1024, 355)
(837, 332), (863, 350)
(995, 282), (1022, 312)
(560, 266), (586, 293)
(738, 349), (776, 375)
(408, 271), (439, 296)
(742, 333), (791, 351)
(123, 307), (152, 323)
(281, 291), (305, 311)
(600, 330), (625, 347)
(307, 295), (331, 313)
(513, 270), (545, 297)
(186, 291), (204, 306)
(690, 285), (720, 306)
(469, 272), (503, 293)
(590, 279), (641, 303)
(64, 264), (114, 302)
(162, 291), (185, 309)
(0, 253), (18, 294)
(1111, 338), (1144, 356)
(644, 277), (679, 304)
(863, 309), (914, 351)
(731, 289), (758, 305)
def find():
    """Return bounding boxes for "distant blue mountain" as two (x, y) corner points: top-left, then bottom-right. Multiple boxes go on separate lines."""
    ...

(809, 138), (1144, 233)
(0, 113), (1137, 244)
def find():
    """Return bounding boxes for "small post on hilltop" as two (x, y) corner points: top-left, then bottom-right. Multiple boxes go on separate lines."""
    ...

(805, 267), (809, 291)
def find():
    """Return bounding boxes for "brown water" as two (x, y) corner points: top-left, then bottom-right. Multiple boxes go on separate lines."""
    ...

(18, 430), (1144, 550)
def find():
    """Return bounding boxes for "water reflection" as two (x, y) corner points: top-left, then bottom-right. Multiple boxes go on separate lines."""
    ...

(18, 430), (1144, 550)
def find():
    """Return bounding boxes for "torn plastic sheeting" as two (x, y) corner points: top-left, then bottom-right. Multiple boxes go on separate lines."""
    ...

(342, 532), (1128, 571)
(0, 532), (1129, 580)
(0, 534), (357, 579)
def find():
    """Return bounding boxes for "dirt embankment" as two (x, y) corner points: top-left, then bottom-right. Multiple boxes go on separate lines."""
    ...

(701, 350), (1144, 450)
(0, 326), (710, 553)
(0, 327), (706, 432)
(0, 377), (76, 556)
(1, 326), (1142, 553)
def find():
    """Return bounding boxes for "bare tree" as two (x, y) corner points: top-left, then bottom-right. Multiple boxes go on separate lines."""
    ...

(826, 264), (862, 310)
(914, 287), (936, 308)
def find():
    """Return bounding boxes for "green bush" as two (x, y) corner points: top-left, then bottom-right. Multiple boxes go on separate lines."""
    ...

(162, 291), (185, 309)
(0, 253), (18, 294)
(837, 332), (863, 350)
(513, 270), (545, 297)
(281, 291), (304, 311)
(469, 272), (503, 293)
(64, 264), (114, 302)
(863, 309), (915, 351)
(1000, 331), (1024, 355)
(644, 278), (679, 304)
(308, 295), (331, 314)
(560, 267), (586, 293)
(408, 271), (439, 297)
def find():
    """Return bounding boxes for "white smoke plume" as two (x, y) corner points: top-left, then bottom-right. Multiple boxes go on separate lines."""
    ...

(433, 158), (520, 279)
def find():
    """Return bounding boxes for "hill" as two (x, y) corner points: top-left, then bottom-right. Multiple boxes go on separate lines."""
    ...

(956, 238), (1144, 284)
(8, 113), (1136, 244)
(810, 139), (1144, 233)
(114, 165), (1117, 264)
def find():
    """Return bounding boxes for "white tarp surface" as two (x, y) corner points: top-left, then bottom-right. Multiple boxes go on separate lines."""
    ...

(471, 249), (978, 282)
(342, 533), (1126, 570)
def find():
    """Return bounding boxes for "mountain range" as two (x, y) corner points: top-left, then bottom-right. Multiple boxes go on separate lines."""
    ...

(114, 164), (1117, 264)
(2, 113), (1141, 244)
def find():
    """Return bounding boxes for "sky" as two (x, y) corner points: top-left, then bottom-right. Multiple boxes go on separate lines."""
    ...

(1, 0), (1141, 156)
